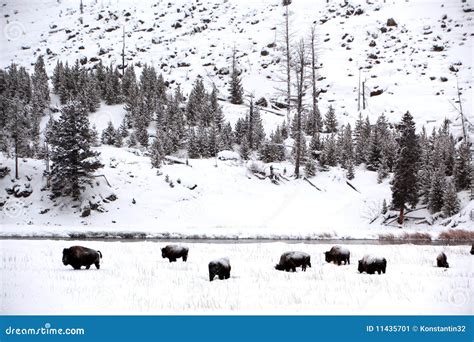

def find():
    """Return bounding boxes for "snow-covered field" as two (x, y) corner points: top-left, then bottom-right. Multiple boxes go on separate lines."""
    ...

(1, 239), (472, 315)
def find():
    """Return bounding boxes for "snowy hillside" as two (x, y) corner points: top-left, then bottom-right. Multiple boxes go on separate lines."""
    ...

(1, 0), (472, 130)
(0, 0), (473, 239)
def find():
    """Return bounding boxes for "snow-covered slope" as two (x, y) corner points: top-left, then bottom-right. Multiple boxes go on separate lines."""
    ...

(1, 0), (472, 131)
(0, 0), (473, 237)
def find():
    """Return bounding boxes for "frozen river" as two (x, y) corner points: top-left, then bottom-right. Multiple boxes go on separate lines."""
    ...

(1, 239), (472, 315)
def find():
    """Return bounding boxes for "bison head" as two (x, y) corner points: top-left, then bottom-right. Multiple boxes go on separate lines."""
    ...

(275, 264), (284, 271)
(161, 248), (166, 258)
(358, 260), (364, 273)
(324, 251), (332, 263)
(62, 248), (70, 265)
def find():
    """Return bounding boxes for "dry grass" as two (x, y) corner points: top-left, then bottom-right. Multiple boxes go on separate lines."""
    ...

(378, 232), (432, 242)
(438, 229), (474, 242)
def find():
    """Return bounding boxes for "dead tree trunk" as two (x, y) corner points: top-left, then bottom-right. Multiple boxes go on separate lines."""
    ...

(294, 39), (305, 178)
(284, 4), (291, 125)
(310, 25), (320, 133)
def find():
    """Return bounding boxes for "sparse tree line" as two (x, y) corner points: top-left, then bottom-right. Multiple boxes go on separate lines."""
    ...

(0, 56), (471, 224)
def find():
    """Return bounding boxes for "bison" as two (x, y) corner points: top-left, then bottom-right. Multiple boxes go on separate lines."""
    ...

(324, 246), (350, 265)
(358, 255), (386, 275)
(161, 245), (189, 262)
(275, 251), (311, 272)
(209, 258), (231, 281)
(470, 244), (473, 255)
(436, 252), (449, 268)
(62, 246), (102, 270)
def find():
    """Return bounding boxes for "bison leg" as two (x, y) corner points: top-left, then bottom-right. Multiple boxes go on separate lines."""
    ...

(95, 262), (100, 269)
(225, 271), (230, 279)
(86, 265), (91, 270)
(209, 273), (214, 282)
(302, 264), (306, 272)
(73, 264), (81, 270)
(182, 255), (187, 262)
(337, 258), (342, 266)
(219, 274), (224, 280)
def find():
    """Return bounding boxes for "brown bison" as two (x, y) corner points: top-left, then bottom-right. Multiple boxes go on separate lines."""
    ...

(436, 252), (449, 268)
(161, 245), (189, 262)
(358, 255), (386, 275)
(275, 251), (311, 272)
(62, 246), (102, 270)
(324, 246), (350, 265)
(208, 258), (231, 281)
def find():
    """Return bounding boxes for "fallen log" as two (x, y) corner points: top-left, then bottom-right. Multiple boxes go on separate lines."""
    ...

(346, 181), (360, 193)
(304, 177), (322, 191)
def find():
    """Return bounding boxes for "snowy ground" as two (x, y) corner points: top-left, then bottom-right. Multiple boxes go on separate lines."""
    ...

(1, 239), (472, 315)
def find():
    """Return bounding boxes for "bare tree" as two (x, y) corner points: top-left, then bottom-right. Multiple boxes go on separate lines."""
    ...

(284, 4), (291, 124)
(294, 39), (306, 178)
(121, 26), (126, 77)
(309, 25), (322, 134)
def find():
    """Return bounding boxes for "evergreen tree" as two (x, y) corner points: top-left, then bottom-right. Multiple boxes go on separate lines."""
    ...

(377, 154), (389, 183)
(391, 112), (420, 224)
(442, 180), (460, 217)
(324, 105), (338, 133)
(150, 133), (165, 168)
(428, 166), (446, 213)
(353, 115), (371, 165)
(305, 155), (317, 177)
(346, 159), (355, 180)
(381, 199), (388, 215)
(453, 142), (472, 190)
(49, 101), (103, 199)
(186, 78), (206, 126)
(101, 121), (117, 145)
(247, 99), (265, 150)
(320, 133), (337, 167)
(339, 124), (353, 168)
(31, 55), (50, 112)
(219, 122), (234, 150)
(229, 49), (243, 105)
(308, 132), (321, 160)
(4, 98), (31, 178)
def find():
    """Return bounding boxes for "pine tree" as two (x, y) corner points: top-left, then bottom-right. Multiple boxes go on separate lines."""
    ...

(320, 134), (337, 167)
(5, 98), (31, 178)
(391, 111), (420, 224)
(150, 133), (165, 168)
(101, 121), (117, 145)
(453, 142), (472, 190)
(240, 137), (250, 160)
(428, 166), (446, 213)
(31, 55), (50, 112)
(247, 99), (265, 150)
(229, 48), (243, 105)
(186, 78), (206, 126)
(339, 124), (353, 168)
(377, 154), (389, 183)
(353, 115), (371, 165)
(219, 122), (234, 150)
(442, 180), (460, 217)
(308, 132), (321, 160)
(324, 105), (338, 133)
(49, 101), (103, 199)
(305, 155), (317, 177)
(381, 199), (388, 215)
(346, 159), (355, 180)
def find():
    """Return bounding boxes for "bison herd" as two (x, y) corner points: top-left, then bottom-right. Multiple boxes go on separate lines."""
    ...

(62, 243), (473, 280)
